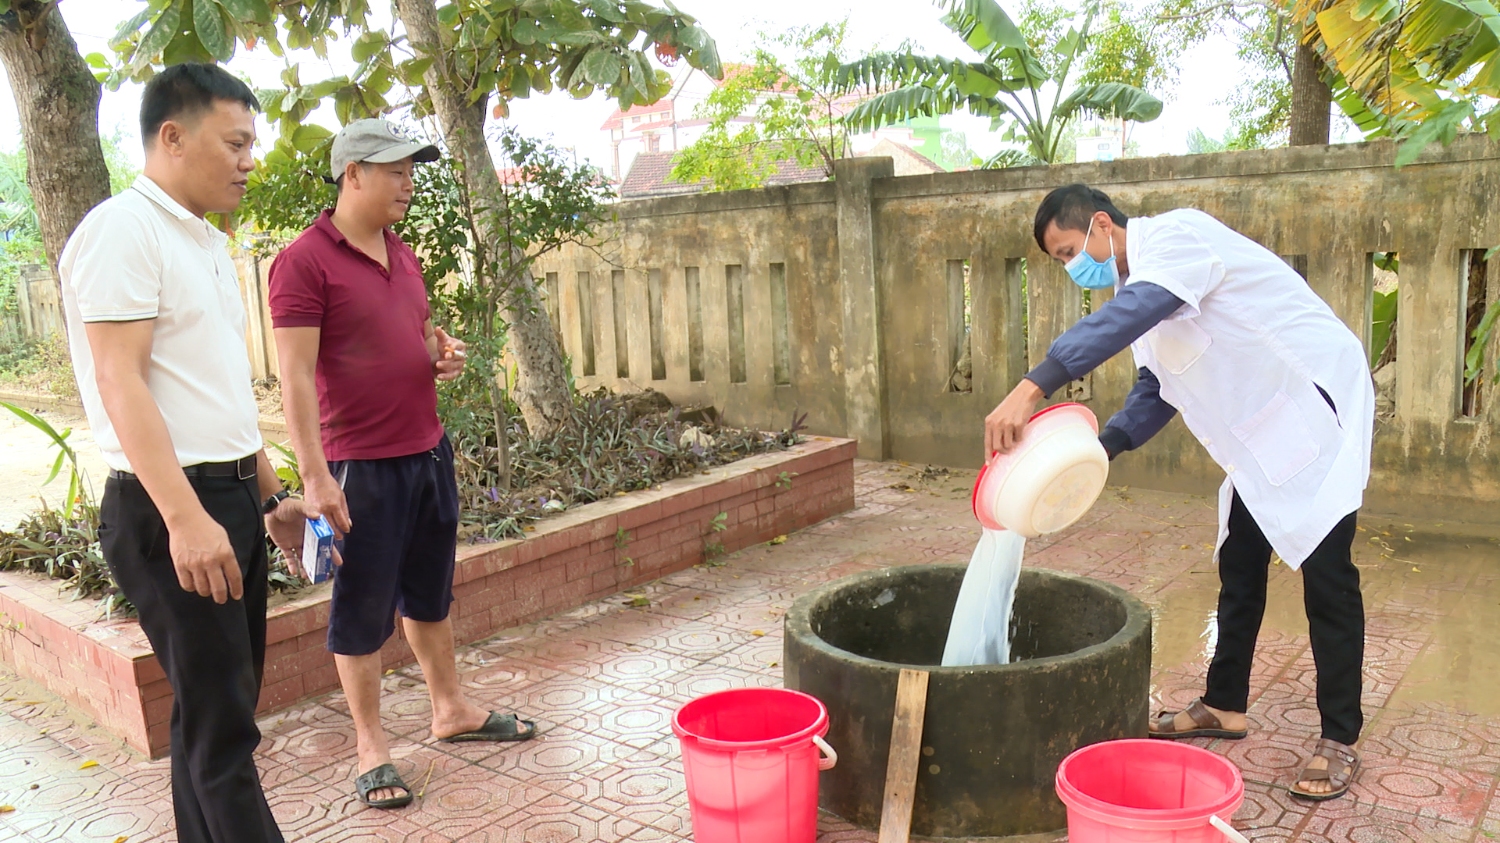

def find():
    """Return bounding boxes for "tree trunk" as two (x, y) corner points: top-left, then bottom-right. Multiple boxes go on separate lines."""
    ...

(394, 0), (574, 439)
(0, 2), (111, 295)
(1288, 40), (1332, 146)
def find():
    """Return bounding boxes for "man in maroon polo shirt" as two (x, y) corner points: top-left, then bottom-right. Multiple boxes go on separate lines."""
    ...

(268, 120), (536, 810)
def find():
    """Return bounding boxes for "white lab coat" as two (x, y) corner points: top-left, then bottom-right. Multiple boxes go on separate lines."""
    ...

(1123, 209), (1375, 569)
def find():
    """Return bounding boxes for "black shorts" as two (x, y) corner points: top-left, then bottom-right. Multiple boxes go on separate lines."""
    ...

(326, 434), (460, 656)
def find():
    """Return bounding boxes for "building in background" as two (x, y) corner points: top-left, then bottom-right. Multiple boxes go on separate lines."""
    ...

(602, 66), (957, 188)
(1075, 118), (1127, 163)
(601, 67), (727, 182)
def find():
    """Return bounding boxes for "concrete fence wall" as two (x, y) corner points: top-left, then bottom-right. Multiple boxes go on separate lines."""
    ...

(234, 254), (278, 382)
(532, 136), (1500, 524)
(5, 256), (278, 386)
(9, 264), (65, 342)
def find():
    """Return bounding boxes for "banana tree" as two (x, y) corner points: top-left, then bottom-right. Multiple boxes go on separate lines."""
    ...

(833, 0), (1163, 165)
(1292, 0), (1500, 383)
(1292, 0), (1500, 165)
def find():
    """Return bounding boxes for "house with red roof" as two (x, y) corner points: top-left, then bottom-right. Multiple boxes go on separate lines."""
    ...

(601, 67), (733, 182)
(603, 65), (951, 181)
(603, 67), (953, 200)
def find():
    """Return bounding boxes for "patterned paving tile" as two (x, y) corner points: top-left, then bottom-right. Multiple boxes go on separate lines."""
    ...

(563, 690), (679, 750)
(586, 749), (691, 835)
(1347, 753), (1495, 826)
(1300, 796), (1481, 842)
(450, 794), (644, 843)
(1221, 730), (1323, 788)
(1210, 780), (1313, 841)
(263, 771), (350, 837)
(2, 463), (1498, 842)
(626, 827), (689, 843)
(1361, 705), (1500, 774)
(457, 723), (631, 782)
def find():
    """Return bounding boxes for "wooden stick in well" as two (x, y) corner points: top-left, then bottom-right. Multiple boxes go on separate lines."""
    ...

(878, 668), (930, 843)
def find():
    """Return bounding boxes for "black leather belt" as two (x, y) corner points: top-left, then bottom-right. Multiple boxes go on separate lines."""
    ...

(109, 455), (257, 482)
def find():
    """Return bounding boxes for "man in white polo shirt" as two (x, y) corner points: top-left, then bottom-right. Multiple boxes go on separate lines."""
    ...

(59, 64), (307, 843)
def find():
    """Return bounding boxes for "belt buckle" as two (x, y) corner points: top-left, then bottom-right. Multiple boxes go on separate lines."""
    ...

(238, 456), (256, 481)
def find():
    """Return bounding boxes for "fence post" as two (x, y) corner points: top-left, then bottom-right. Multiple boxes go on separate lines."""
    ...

(235, 253), (272, 381)
(18, 264), (63, 339)
(15, 263), (35, 337)
(835, 156), (894, 460)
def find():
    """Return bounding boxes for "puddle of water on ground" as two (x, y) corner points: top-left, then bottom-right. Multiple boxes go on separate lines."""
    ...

(1148, 580), (1217, 671)
(1144, 527), (1500, 692)
(1376, 531), (1500, 716)
(1147, 566), (1309, 672)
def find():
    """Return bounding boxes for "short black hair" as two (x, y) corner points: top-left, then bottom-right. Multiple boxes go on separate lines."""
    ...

(140, 63), (260, 146)
(1033, 184), (1128, 252)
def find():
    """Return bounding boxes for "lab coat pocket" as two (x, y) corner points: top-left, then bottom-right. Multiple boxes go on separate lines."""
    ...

(1148, 318), (1213, 375)
(1230, 391), (1320, 486)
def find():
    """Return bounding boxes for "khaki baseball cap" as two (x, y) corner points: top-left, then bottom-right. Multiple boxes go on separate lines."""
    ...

(329, 118), (440, 180)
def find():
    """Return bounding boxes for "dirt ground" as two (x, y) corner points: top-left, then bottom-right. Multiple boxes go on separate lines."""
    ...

(0, 406), (109, 530)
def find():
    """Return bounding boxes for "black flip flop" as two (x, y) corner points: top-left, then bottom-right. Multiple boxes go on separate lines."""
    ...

(440, 711), (537, 743)
(354, 762), (414, 809)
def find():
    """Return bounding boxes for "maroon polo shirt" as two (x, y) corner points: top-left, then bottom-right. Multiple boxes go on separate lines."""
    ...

(268, 211), (442, 462)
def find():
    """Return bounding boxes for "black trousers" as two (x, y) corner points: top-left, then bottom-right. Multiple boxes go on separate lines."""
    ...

(1202, 490), (1365, 745)
(99, 474), (283, 843)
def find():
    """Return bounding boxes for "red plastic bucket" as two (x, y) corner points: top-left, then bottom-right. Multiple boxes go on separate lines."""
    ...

(1056, 740), (1249, 843)
(672, 688), (837, 843)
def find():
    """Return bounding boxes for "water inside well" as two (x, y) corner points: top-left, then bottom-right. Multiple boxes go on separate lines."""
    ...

(809, 567), (1127, 666)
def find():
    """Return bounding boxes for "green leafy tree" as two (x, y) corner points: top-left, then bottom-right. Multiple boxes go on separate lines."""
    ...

(937, 129), (980, 169)
(1136, 0), (1336, 148)
(1066, 1), (1173, 92)
(1132, 0), (1296, 149)
(1185, 127), (1229, 154)
(0, 134), (138, 339)
(110, 0), (722, 439)
(0, 1), (115, 297)
(0, 147), (47, 317)
(670, 21), (854, 191)
(833, 0), (1163, 165)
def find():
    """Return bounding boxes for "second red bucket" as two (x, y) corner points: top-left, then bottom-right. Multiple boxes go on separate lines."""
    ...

(673, 688), (838, 843)
(1056, 739), (1249, 842)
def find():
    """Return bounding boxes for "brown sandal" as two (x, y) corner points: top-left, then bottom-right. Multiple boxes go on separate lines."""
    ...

(1148, 698), (1248, 740)
(1289, 738), (1359, 801)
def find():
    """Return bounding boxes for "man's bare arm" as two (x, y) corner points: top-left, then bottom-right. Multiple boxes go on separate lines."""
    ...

(273, 326), (350, 534)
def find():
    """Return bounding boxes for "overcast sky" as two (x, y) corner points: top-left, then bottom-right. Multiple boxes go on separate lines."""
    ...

(0, 0), (1356, 171)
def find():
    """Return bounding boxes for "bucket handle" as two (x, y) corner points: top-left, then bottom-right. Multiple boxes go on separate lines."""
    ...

(813, 735), (838, 771)
(1209, 815), (1250, 843)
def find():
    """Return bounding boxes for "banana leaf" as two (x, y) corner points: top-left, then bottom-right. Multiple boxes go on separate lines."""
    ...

(1057, 82), (1164, 122)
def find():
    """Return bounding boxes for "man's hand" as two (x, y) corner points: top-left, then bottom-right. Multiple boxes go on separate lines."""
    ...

(984, 380), (1046, 459)
(303, 470), (352, 537)
(433, 327), (466, 382)
(264, 496), (310, 578)
(167, 512), (242, 603)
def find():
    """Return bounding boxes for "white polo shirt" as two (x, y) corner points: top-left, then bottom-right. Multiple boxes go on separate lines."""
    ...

(59, 175), (262, 473)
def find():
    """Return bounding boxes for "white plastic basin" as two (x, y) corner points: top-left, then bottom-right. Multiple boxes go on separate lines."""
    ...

(971, 403), (1110, 538)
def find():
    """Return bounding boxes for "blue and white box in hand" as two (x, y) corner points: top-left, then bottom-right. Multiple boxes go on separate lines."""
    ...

(303, 516), (336, 584)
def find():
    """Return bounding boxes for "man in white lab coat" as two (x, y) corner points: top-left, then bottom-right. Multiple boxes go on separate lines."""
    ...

(985, 184), (1373, 801)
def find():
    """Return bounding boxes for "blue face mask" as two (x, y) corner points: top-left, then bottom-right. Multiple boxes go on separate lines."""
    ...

(1064, 218), (1119, 290)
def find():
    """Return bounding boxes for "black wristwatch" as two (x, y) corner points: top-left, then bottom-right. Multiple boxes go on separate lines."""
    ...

(261, 489), (291, 515)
